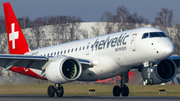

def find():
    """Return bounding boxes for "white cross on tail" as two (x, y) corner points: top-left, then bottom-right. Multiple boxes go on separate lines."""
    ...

(9, 23), (19, 49)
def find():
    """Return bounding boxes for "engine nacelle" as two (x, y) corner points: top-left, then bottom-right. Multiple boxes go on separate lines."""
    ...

(45, 56), (82, 84)
(141, 59), (177, 84)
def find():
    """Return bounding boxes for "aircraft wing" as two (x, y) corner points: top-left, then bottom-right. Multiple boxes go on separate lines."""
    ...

(168, 55), (180, 60)
(168, 55), (180, 67)
(0, 54), (92, 70)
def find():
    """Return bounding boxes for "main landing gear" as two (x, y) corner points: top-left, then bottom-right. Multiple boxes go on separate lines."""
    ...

(113, 72), (129, 97)
(47, 84), (64, 97)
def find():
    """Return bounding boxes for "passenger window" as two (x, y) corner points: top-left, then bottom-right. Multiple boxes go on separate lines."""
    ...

(54, 52), (56, 56)
(79, 47), (81, 51)
(68, 49), (70, 53)
(51, 53), (53, 56)
(57, 51), (59, 55)
(44, 54), (46, 56)
(87, 46), (89, 49)
(47, 53), (49, 57)
(83, 46), (85, 50)
(75, 48), (77, 51)
(61, 51), (63, 54)
(64, 50), (66, 54)
(142, 33), (149, 39)
(71, 49), (73, 52)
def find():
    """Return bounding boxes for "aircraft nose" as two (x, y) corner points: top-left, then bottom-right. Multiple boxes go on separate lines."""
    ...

(162, 41), (174, 56)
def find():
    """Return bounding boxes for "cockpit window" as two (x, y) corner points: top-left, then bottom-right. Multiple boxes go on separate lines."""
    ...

(142, 32), (167, 39)
(142, 33), (149, 39)
(150, 32), (167, 38)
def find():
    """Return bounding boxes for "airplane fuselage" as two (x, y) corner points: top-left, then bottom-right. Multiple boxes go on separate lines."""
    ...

(24, 27), (174, 81)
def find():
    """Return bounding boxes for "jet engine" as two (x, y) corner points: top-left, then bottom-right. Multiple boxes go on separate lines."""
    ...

(45, 56), (82, 84)
(141, 59), (177, 84)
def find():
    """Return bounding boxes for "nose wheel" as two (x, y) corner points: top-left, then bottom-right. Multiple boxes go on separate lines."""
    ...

(47, 84), (64, 97)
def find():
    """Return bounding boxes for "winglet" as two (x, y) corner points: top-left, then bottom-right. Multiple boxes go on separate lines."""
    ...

(3, 2), (30, 54)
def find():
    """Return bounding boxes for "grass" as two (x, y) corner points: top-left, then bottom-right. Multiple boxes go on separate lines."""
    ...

(0, 83), (180, 96)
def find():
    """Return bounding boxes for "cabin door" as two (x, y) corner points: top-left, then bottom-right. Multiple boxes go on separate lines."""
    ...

(130, 34), (137, 51)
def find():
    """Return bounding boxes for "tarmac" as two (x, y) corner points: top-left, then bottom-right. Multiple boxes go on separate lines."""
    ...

(0, 95), (179, 101)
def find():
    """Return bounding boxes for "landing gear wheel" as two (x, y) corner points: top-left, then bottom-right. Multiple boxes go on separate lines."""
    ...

(48, 85), (55, 97)
(113, 85), (120, 97)
(56, 86), (64, 97)
(121, 85), (129, 97)
(145, 78), (152, 85)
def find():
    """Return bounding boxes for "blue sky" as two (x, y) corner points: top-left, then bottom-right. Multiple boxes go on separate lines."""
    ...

(0, 0), (180, 23)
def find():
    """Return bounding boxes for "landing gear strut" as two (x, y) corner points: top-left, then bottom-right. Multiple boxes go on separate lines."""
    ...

(144, 62), (153, 85)
(113, 72), (129, 97)
(47, 84), (64, 97)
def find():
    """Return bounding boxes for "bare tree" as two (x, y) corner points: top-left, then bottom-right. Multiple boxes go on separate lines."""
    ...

(29, 17), (46, 49)
(153, 8), (173, 34)
(126, 12), (149, 28)
(100, 11), (116, 34)
(0, 16), (6, 34)
(80, 29), (89, 39)
(91, 24), (101, 37)
(68, 16), (82, 41)
(173, 20), (180, 54)
(52, 16), (69, 44)
(51, 16), (83, 44)
(0, 33), (8, 54)
(91, 11), (116, 36)
(17, 16), (31, 29)
(114, 6), (130, 31)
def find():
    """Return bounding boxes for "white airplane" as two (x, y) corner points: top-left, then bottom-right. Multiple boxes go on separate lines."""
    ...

(1, 2), (179, 97)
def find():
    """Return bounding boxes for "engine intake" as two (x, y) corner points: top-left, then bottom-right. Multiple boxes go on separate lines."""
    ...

(61, 59), (80, 80)
(45, 56), (82, 84)
(141, 59), (177, 84)
(157, 59), (176, 80)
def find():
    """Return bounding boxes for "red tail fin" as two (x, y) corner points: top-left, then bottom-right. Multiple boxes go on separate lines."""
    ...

(3, 2), (29, 54)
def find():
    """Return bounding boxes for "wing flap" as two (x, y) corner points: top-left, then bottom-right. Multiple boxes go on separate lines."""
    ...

(0, 54), (48, 60)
